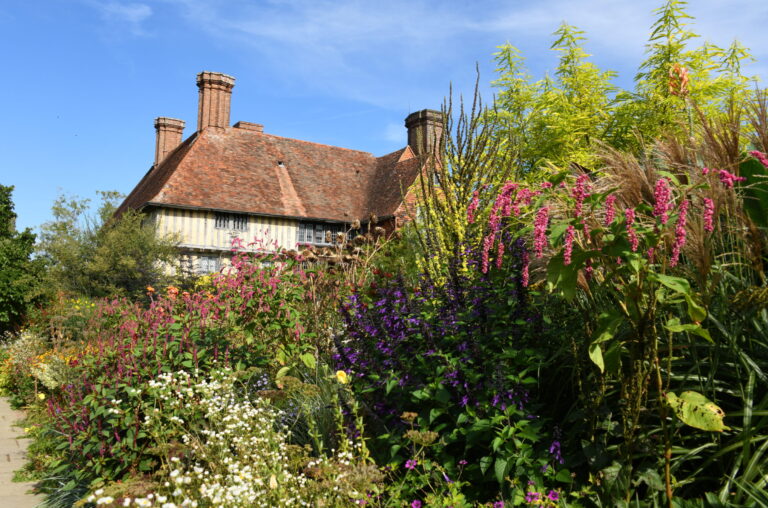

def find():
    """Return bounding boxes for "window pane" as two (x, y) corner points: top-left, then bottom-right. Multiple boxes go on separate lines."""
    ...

(232, 214), (248, 231)
(214, 213), (229, 229)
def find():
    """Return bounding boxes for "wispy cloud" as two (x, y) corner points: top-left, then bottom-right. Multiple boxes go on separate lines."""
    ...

(162, 0), (768, 107)
(86, 0), (153, 36)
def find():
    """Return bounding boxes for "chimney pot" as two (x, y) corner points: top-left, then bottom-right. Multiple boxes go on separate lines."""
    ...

(154, 117), (185, 166)
(196, 71), (236, 131)
(404, 109), (443, 158)
(233, 121), (263, 133)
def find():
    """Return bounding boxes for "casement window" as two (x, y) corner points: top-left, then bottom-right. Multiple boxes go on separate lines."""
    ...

(296, 221), (351, 246)
(197, 255), (221, 274)
(214, 212), (248, 231)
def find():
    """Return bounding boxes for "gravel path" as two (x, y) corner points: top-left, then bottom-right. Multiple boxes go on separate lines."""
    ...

(0, 398), (44, 507)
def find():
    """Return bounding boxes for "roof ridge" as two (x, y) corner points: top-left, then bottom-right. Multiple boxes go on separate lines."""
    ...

(248, 130), (377, 157)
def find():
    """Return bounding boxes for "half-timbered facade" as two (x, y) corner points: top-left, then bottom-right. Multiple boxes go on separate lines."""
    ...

(117, 72), (442, 274)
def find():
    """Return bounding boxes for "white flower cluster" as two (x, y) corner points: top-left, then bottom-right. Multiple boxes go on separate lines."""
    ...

(108, 370), (368, 507)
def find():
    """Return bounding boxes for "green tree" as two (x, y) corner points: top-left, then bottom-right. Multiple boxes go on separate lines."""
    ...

(38, 191), (180, 299)
(611, 0), (754, 150)
(491, 1), (755, 165)
(0, 185), (44, 333)
(492, 23), (616, 175)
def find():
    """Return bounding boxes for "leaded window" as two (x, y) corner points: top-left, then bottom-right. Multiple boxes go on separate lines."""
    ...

(296, 221), (350, 246)
(198, 255), (221, 274)
(214, 212), (248, 230)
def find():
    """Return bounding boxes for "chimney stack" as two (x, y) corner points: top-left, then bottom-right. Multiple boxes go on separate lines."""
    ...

(405, 109), (443, 158)
(154, 117), (185, 166)
(196, 71), (235, 131)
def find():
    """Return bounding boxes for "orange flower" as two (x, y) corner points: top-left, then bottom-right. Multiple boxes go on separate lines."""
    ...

(668, 63), (689, 97)
(166, 286), (179, 299)
(146, 286), (155, 294)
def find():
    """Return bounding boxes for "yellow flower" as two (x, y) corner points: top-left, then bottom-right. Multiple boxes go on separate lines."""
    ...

(335, 370), (349, 384)
(23, 427), (30, 433)
(37, 393), (45, 400)
(268, 474), (278, 489)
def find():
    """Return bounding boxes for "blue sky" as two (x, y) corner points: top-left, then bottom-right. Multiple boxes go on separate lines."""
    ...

(2, 0), (767, 232)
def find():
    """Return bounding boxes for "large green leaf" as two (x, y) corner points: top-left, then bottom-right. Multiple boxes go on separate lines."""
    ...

(739, 156), (768, 229)
(588, 310), (624, 373)
(589, 343), (604, 373)
(666, 391), (730, 432)
(664, 317), (712, 342)
(652, 273), (690, 294)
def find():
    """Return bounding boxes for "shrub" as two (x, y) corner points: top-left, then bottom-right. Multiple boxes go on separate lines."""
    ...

(336, 238), (565, 504)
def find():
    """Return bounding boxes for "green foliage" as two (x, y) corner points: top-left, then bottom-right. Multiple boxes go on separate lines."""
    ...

(338, 245), (568, 504)
(491, 1), (756, 167)
(492, 23), (616, 173)
(666, 392), (729, 432)
(37, 191), (180, 300)
(0, 185), (44, 333)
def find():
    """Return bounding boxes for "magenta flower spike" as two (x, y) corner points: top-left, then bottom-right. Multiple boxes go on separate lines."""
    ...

(604, 194), (617, 226)
(564, 225), (576, 265)
(670, 199), (689, 267)
(533, 207), (550, 258)
(703, 198), (715, 233)
(653, 178), (672, 224)
(625, 208), (639, 252)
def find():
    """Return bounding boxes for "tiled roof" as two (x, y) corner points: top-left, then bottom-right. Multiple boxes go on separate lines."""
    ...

(117, 126), (420, 223)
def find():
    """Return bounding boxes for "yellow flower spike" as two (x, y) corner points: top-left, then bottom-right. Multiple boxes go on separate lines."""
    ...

(37, 393), (45, 401)
(335, 370), (349, 384)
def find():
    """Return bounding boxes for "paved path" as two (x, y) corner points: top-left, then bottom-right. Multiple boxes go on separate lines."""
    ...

(0, 398), (43, 507)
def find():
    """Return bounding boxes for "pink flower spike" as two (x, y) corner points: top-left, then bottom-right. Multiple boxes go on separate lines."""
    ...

(653, 178), (672, 224)
(584, 258), (593, 281)
(718, 169), (746, 189)
(625, 208), (639, 252)
(496, 239), (505, 269)
(533, 207), (550, 258)
(670, 199), (689, 267)
(521, 249), (530, 287)
(563, 225), (576, 265)
(749, 150), (768, 169)
(481, 234), (494, 274)
(571, 174), (591, 218)
(467, 190), (479, 224)
(703, 198), (715, 233)
(604, 194), (617, 226)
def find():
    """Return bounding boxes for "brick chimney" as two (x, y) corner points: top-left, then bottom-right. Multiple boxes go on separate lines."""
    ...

(405, 109), (443, 158)
(196, 71), (235, 131)
(154, 117), (185, 166)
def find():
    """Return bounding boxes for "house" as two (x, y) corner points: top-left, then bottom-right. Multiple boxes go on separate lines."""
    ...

(116, 71), (443, 274)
